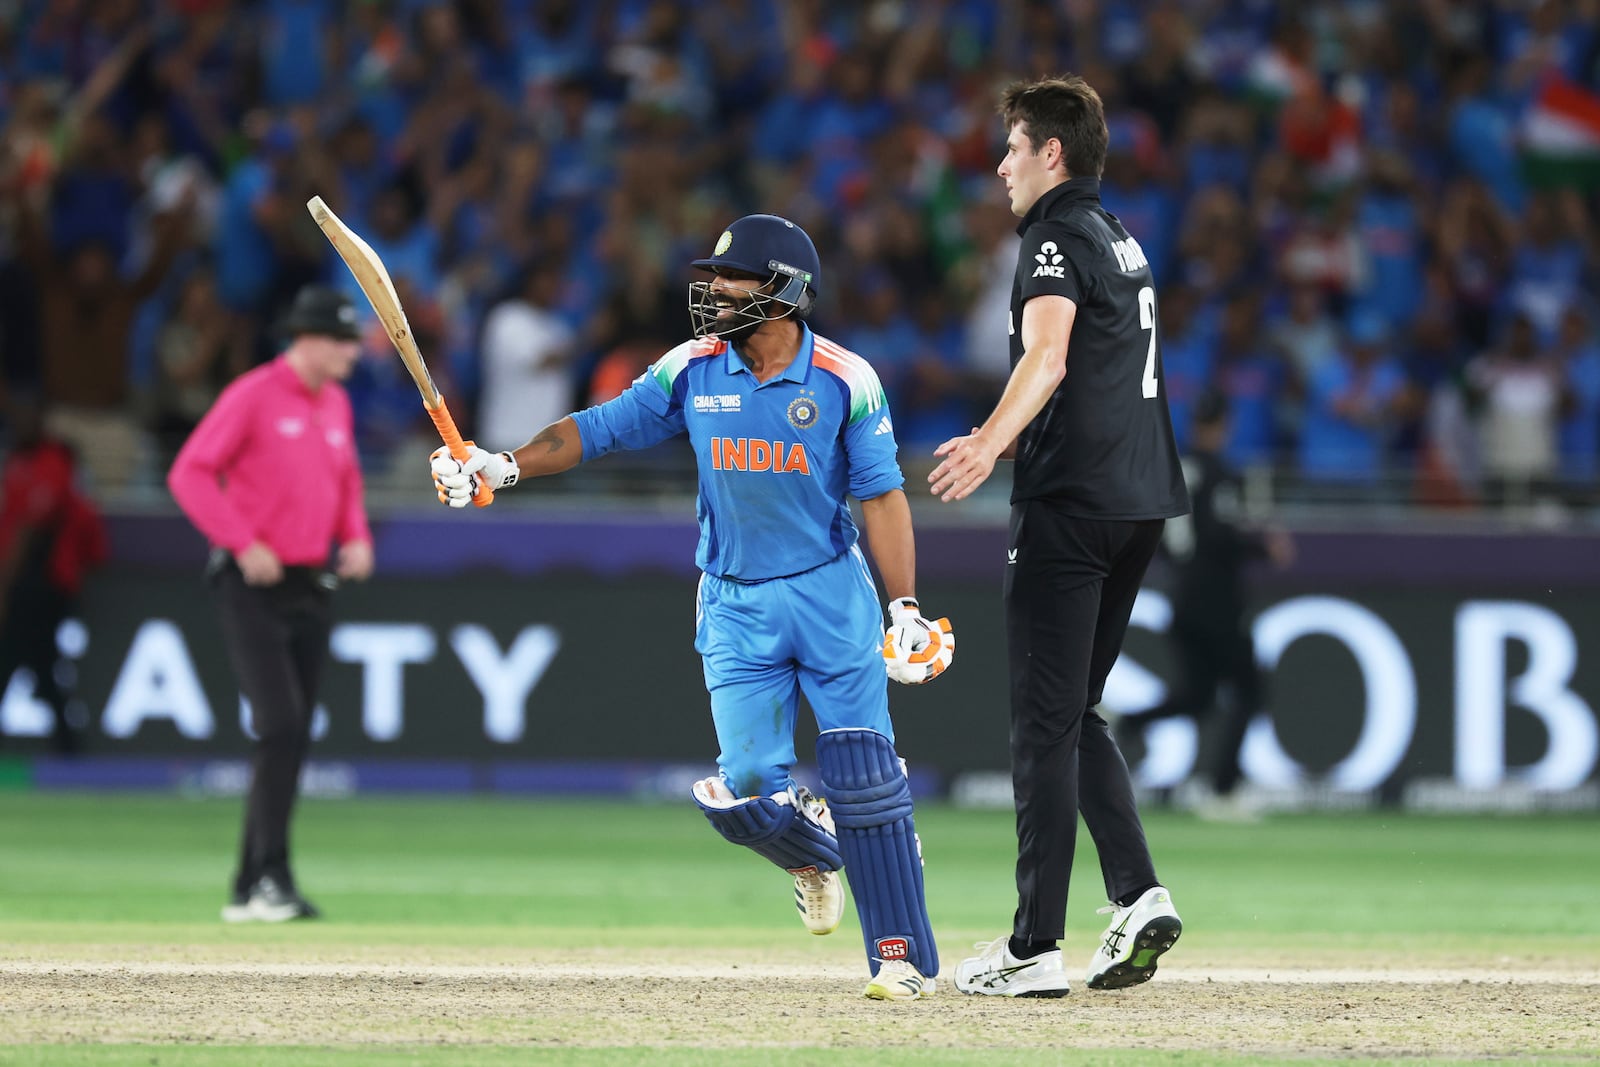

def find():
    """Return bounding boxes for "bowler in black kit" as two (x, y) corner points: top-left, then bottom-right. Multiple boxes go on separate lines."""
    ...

(930, 75), (1189, 999)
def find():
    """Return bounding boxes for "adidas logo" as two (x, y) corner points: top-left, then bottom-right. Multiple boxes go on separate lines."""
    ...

(873, 415), (893, 436)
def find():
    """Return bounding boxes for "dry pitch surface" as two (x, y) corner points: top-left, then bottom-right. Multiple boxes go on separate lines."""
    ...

(4, 944), (1597, 1057)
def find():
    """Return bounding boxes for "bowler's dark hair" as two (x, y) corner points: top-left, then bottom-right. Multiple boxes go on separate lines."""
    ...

(998, 75), (1108, 179)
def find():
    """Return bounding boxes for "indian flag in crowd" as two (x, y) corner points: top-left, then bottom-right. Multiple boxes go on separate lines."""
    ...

(1521, 76), (1600, 190)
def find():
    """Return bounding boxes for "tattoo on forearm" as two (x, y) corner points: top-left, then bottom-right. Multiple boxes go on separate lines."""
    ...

(530, 427), (565, 454)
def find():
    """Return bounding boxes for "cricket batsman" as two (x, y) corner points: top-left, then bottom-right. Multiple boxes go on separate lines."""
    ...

(429, 214), (953, 1000)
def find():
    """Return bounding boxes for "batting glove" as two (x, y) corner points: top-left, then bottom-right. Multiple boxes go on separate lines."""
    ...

(430, 443), (519, 508)
(883, 597), (955, 685)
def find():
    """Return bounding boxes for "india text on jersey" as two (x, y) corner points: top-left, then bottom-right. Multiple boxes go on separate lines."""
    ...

(709, 437), (812, 474)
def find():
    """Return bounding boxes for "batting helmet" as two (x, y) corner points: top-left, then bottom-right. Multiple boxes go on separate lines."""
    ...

(688, 214), (820, 341)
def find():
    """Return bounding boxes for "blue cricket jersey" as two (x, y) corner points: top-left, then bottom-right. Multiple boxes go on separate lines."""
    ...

(571, 325), (903, 581)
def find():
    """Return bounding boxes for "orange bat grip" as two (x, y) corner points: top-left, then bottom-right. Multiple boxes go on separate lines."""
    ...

(429, 399), (493, 507)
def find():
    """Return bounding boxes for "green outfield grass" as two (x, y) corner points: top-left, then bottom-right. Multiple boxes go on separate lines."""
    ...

(5, 794), (1599, 944)
(3, 793), (1599, 1065)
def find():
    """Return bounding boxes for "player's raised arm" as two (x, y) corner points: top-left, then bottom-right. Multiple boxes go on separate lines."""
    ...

(429, 343), (693, 508)
(428, 416), (583, 508)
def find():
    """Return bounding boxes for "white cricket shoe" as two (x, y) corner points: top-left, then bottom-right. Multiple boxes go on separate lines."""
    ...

(792, 865), (845, 935)
(953, 936), (1071, 998)
(863, 959), (936, 1001)
(1085, 885), (1182, 990)
(789, 786), (844, 935)
(1194, 793), (1263, 824)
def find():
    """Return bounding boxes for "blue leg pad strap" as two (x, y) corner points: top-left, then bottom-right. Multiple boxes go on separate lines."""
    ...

(817, 727), (939, 978)
(694, 788), (843, 873)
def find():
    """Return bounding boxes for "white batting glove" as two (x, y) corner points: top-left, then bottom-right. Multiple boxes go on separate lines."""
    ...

(430, 443), (519, 508)
(883, 597), (955, 685)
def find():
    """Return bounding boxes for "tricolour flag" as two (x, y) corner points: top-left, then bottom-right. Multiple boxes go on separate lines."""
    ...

(1521, 77), (1600, 190)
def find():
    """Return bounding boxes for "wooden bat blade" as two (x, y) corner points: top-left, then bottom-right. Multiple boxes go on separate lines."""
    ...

(306, 195), (493, 506)
(306, 195), (440, 409)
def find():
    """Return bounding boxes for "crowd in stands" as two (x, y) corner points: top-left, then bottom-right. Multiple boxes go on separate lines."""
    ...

(3, 0), (1600, 511)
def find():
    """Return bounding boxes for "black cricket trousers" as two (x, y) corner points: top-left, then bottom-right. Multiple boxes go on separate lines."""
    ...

(1004, 502), (1164, 943)
(1139, 615), (1261, 796)
(210, 559), (332, 895)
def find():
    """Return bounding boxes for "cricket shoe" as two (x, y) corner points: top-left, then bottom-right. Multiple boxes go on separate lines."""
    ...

(791, 786), (844, 935)
(1194, 793), (1263, 824)
(242, 875), (321, 922)
(953, 936), (1071, 998)
(792, 865), (845, 934)
(1086, 886), (1181, 990)
(221, 889), (254, 923)
(863, 959), (936, 1001)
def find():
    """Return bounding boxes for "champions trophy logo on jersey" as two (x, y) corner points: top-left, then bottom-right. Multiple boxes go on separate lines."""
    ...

(787, 390), (820, 429)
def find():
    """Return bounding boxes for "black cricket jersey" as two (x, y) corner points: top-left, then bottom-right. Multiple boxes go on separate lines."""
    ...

(1165, 449), (1265, 626)
(1008, 177), (1188, 519)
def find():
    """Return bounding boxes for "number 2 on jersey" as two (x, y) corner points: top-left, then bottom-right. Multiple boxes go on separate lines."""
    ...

(1138, 285), (1158, 399)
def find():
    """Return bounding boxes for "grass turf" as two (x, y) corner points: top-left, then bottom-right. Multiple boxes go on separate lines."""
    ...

(3, 794), (1597, 945)
(2, 794), (1598, 1066)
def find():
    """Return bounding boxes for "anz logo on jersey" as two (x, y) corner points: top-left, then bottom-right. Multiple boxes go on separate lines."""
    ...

(709, 437), (812, 475)
(1032, 240), (1065, 278)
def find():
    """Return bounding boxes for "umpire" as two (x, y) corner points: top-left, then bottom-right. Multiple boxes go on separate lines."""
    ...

(1119, 390), (1294, 820)
(168, 284), (374, 922)
(930, 75), (1189, 997)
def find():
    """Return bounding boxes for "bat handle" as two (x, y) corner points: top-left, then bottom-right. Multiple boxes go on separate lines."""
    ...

(429, 399), (494, 507)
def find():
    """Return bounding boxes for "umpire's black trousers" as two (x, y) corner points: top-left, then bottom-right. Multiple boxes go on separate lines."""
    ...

(210, 559), (332, 895)
(1005, 502), (1164, 943)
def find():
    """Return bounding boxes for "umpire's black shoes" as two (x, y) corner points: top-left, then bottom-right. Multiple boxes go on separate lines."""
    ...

(229, 875), (322, 922)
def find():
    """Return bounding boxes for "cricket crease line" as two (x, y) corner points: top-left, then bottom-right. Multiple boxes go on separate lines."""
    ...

(1, 961), (1596, 985)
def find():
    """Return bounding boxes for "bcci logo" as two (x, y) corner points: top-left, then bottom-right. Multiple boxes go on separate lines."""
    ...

(714, 230), (733, 256)
(787, 392), (819, 429)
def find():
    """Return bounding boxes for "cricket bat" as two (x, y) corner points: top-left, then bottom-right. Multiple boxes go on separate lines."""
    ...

(305, 194), (492, 507)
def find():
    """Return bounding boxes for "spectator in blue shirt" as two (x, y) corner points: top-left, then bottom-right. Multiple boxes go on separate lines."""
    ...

(1299, 311), (1410, 484)
(1155, 283), (1216, 452)
(1213, 291), (1288, 471)
(1353, 152), (1426, 330)
(1554, 304), (1600, 485)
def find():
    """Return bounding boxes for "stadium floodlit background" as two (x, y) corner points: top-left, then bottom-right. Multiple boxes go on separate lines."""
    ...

(2, 0), (1596, 805)
(2, 2), (1599, 1064)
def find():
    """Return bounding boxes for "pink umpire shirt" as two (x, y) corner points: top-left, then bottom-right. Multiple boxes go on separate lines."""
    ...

(168, 356), (371, 566)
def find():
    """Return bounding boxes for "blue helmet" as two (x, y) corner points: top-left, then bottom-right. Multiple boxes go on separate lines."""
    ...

(688, 214), (820, 340)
